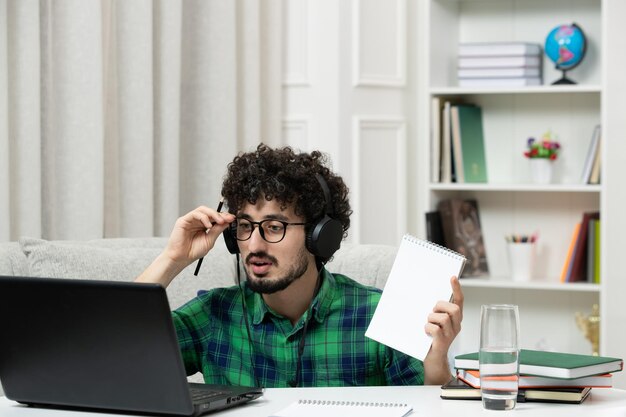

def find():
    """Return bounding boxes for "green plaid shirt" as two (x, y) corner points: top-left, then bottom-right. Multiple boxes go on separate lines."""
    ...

(171, 270), (424, 387)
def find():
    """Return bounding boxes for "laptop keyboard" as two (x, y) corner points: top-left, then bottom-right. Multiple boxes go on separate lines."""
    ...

(190, 387), (229, 403)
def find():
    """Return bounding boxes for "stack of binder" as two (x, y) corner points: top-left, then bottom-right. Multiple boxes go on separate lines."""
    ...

(457, 42), (543, 87)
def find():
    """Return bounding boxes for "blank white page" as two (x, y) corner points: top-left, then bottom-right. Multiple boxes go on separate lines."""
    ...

(365, 234), (466, 360)
(270, 399), (413, 417)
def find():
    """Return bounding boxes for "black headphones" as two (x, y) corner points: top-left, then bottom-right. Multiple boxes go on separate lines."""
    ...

(223, 173), (343, 260)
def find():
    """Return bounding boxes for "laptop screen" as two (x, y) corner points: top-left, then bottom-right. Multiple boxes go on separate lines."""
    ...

(0, 276), (260, 416)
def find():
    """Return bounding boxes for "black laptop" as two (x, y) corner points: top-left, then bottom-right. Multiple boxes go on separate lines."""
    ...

(0, 276), (263, 416)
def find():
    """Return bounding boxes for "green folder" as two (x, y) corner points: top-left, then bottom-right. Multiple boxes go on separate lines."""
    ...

(455, 349), (622, 379)
(457, 105), (488, 183)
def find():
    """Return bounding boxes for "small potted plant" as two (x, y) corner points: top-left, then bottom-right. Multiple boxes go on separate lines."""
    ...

(524, 131), (561, 183)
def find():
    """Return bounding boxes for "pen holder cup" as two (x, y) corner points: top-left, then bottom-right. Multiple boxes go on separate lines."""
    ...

(507, 242), (535, 282)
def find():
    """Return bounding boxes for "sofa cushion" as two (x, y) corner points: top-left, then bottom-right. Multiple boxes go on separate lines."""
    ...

(16, 237), (397, 309)
(326, 243), (397, 289)
(19, 237), (166, 279)
(0, 241), (29, 276)
(19, 237), (237, 309)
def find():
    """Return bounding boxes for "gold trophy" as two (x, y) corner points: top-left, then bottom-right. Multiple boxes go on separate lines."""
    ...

(575, 304), (600, 356)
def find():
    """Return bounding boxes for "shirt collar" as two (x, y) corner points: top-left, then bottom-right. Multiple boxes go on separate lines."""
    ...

(249, 268), (337, 326)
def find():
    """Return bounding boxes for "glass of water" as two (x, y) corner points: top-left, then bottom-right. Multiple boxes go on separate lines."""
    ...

(479, 304), (520, 410)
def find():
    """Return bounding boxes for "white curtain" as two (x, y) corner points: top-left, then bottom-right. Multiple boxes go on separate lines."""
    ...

(0, 0), (283, 241)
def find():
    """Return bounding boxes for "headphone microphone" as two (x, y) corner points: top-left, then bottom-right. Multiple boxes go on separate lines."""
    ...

(223, 222), (240, 255)
(304, 174), (343, 260)
(223, 173), (343, 260)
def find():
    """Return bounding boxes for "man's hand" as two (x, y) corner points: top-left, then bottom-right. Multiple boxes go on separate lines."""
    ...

(135, 206), (235, 286)
(423, 276), (464, 385)
(165, 206), (235, 265)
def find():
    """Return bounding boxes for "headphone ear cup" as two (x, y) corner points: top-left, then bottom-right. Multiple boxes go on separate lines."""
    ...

(223, 225), (239, 254)
(305, 215), (343, 260)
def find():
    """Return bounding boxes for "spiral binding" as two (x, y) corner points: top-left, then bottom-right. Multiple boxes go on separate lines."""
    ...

(297, 399), (409, 407)
(403, 233), (466, 262)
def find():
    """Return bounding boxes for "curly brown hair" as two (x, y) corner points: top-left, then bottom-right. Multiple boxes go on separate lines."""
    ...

(221, 144), (351, 238)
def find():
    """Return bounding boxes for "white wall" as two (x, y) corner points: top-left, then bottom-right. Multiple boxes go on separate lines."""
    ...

(282, 0), (414, 246)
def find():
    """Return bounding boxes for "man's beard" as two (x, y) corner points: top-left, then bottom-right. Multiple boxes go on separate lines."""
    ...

(244, 246), (310, 294)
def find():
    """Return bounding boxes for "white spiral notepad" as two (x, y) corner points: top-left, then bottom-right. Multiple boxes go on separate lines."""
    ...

(270, 399), (413, 417)
(365, 234), (466, 360)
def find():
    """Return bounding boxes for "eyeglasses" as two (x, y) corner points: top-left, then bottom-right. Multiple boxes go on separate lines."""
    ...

(231, 218), (307, 243)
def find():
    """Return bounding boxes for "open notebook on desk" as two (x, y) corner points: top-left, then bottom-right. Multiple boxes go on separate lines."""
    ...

(270, 398), (413, 417)
(365, 234), (466, 360)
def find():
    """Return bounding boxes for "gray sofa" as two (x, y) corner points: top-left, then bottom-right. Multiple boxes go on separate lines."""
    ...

(0, 236), (398, 394)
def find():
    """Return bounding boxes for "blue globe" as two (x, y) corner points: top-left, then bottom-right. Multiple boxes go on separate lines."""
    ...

(544, 23), (586, 84)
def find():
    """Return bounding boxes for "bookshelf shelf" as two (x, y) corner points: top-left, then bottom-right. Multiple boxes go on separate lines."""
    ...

(428, 184), (601, 193)
(430, 85), (602, 96)
(460, 278), (600, 293)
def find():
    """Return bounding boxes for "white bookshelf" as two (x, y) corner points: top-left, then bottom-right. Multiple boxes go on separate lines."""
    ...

(415, 0), (626, 377)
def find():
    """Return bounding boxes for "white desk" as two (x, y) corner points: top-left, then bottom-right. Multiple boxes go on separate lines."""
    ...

(3, 386), (626, 416)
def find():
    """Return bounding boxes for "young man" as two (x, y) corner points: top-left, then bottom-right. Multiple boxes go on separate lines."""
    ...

(136, 144), (463, 387)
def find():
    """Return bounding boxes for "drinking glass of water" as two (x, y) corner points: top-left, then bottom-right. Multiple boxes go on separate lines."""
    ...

(479, 304), (520, 410)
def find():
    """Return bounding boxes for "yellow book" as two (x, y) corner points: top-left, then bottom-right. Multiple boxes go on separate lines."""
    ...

(560, 223), (581, 283)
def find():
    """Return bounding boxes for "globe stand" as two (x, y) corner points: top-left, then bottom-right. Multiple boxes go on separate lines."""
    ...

(545, 23), (586, 86)
(552, 69), (576, 85)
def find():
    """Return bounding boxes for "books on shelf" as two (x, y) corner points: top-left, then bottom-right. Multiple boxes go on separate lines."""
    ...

(431, 101), (487, 183)
(424, 211), (446, 247)
(458, 67), (541, 79)
(454, 349), (623, 379)
(582, 218), (601, 284)
(458, 55), (541, 68)
(589, 132), (603, 184)
(450, 105), (487, 183)
(441, 377), (593, 404)
(457, 368), (613, 389)
(587, 218), (597, 283)
(437, 198), (489, 277)
(560, 222), (581, 283)
(590, 219), (600, 284)
(457, 42), (542, 88)
(570, 212), (600, 282)
(430, 97), (443, 183)
(450, 105), (465, 183)
(458, 77), (541, 87)
(560, 212), (601, 283)
(458, 42), (542, 57)
(441, 101), (453, 183)
(580, 125), (601, 184)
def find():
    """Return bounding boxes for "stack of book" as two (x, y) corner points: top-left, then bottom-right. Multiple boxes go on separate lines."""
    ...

(441, 349), (623, 404)
(457, 42), (543, 87)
